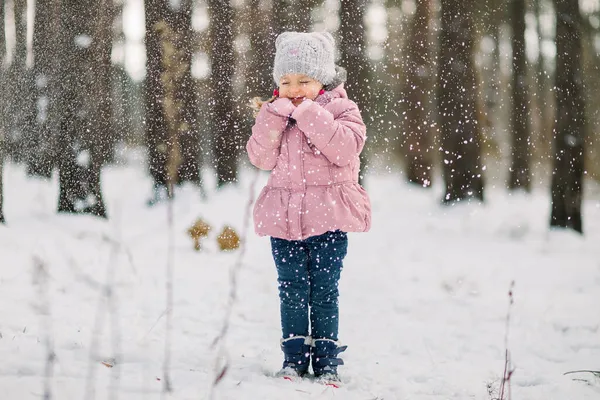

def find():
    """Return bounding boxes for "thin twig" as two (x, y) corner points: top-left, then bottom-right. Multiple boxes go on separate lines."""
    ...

(107, 206), (123, 400)
(34, 256), (55, 400)
(209, 170), (259, 399)
(498, 281), (515, 400)
(84, 208), (123, 400)
(564, 370), (600, 377)
(161, 190), (175, 395)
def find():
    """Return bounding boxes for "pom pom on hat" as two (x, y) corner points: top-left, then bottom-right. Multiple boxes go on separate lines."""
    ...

(272, 32), (337, 86)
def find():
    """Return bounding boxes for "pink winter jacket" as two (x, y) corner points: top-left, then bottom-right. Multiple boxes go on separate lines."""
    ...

(246, 85), (372, 241)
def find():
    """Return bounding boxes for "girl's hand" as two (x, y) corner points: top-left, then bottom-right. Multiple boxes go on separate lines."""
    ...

(268, 97), (296, 117)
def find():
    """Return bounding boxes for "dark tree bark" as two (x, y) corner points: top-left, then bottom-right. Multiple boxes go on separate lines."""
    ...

(509, 0), (531, 190)
(208, 0), (237, 186)
(172, 0), (202, 186)
(550, 0), (585, 233)
(144, 0), (170, 198)
(85, 0), (115, 218)
(339, 0), (370, 185)
(534, 0), (553, 159)
(6, 0), (34, 161)
(145, 0), (201, 202)
(401, 0), (433, 187)
(0, 0), (4, 60)
(56, 0), (108, 217)
(247, 0), (276, 98)
(30, 0), (57, 178)
(438, 0), (484, 203)
(0, 0), (4, 224)
(272, 0), (314, 34)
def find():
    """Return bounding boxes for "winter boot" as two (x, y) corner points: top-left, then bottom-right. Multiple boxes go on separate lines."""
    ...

(311, 339), (348, 381)
(278, 336), (311, 378)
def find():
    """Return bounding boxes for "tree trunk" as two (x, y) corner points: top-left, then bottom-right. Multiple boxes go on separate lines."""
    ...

(144, 0), (169, 198)
(208, 0), (237, 186)
(508, 0), (531, 190)
(6, 0), (33, 162)
(550, 0), (585, 233)
(145, 0), (201, 202)
(247, 0), (275, 98)
(0, 0), (4, 60)
(339, 0), (370, 185)
(0, 0), (5, 224)
(56, 0), (108, 217)
(401, 0), (433, 187)
(31, 0), (56, 178)
(173, 0), (202, 186)
(86, 0), (114, 218)
(438, 0), (484, 203)
(272, 0), (313, 33)
(534, 0), (552, 160)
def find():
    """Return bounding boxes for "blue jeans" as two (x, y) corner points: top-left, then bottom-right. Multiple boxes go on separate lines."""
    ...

(271, 230), (348, 341)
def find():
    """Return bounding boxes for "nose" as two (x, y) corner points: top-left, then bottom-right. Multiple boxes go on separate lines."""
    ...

(289, 84), (301, 96)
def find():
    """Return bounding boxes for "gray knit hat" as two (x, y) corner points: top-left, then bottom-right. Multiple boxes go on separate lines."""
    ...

(272, 32), (337, 86)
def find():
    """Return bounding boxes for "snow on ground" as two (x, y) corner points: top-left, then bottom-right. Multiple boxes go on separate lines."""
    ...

(1, 150), (599, 400)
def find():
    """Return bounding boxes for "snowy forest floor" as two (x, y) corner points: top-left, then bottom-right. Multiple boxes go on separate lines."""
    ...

(1, 149), (599, 400)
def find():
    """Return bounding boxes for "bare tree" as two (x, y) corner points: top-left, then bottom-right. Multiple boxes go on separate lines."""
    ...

(339, 0), (370, 184)
(550, 0), (586, 233)
(85, 0), (115, 217)
(272, 0), (314, 33)
(31, 0), (58, 178)
(438, 0), (485, 203)
(56, 0), (108, 217)
(6, 0), (33, 161)
(145, 0), (202, 202)
(533, 0), (553, 160)
(0, 0), (5, 223)
(401, 0), (434, 187)
(172, 0), (202, 186)
(144, 0), (170, 201)
(508, 0), (531, 191)
(208, 0), (237, 186)
(247, 0), (276, 98)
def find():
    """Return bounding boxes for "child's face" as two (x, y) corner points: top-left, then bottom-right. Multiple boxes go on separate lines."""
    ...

(278, 74), (323, 106)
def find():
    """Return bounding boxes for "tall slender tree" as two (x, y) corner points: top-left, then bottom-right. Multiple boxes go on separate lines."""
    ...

(144, 0), (202, 202)
(172, 0), (202, 186)
(6, 0), (32, 161)
(0, 0), (6, 223)
(31, 0), (56, 178)
(0, 0), (4, 60)
(401, 0), (434, 187)
(247, 0), (275, 99)
(534, 0), (553, 159)
(208, 0), (237, 186)
(56, 0), (108, 217)
(339, 0), (370, 184)
(272, 0), (314, 33)
(438, 0), (484, 202)
(144, 0), (170, 201)
(509, 0), (531, 190)
(85, 0), (115, 217)
(550, 0), (586, 233)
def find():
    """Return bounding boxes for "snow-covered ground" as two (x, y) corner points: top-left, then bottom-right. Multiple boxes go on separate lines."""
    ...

(1, 150), (599, 400)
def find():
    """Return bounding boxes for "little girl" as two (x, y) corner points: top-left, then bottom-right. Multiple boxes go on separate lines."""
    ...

(246, 31), (371, 383)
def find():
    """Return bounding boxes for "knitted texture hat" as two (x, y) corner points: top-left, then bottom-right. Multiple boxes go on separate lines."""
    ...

(272, 32), (337, 86)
